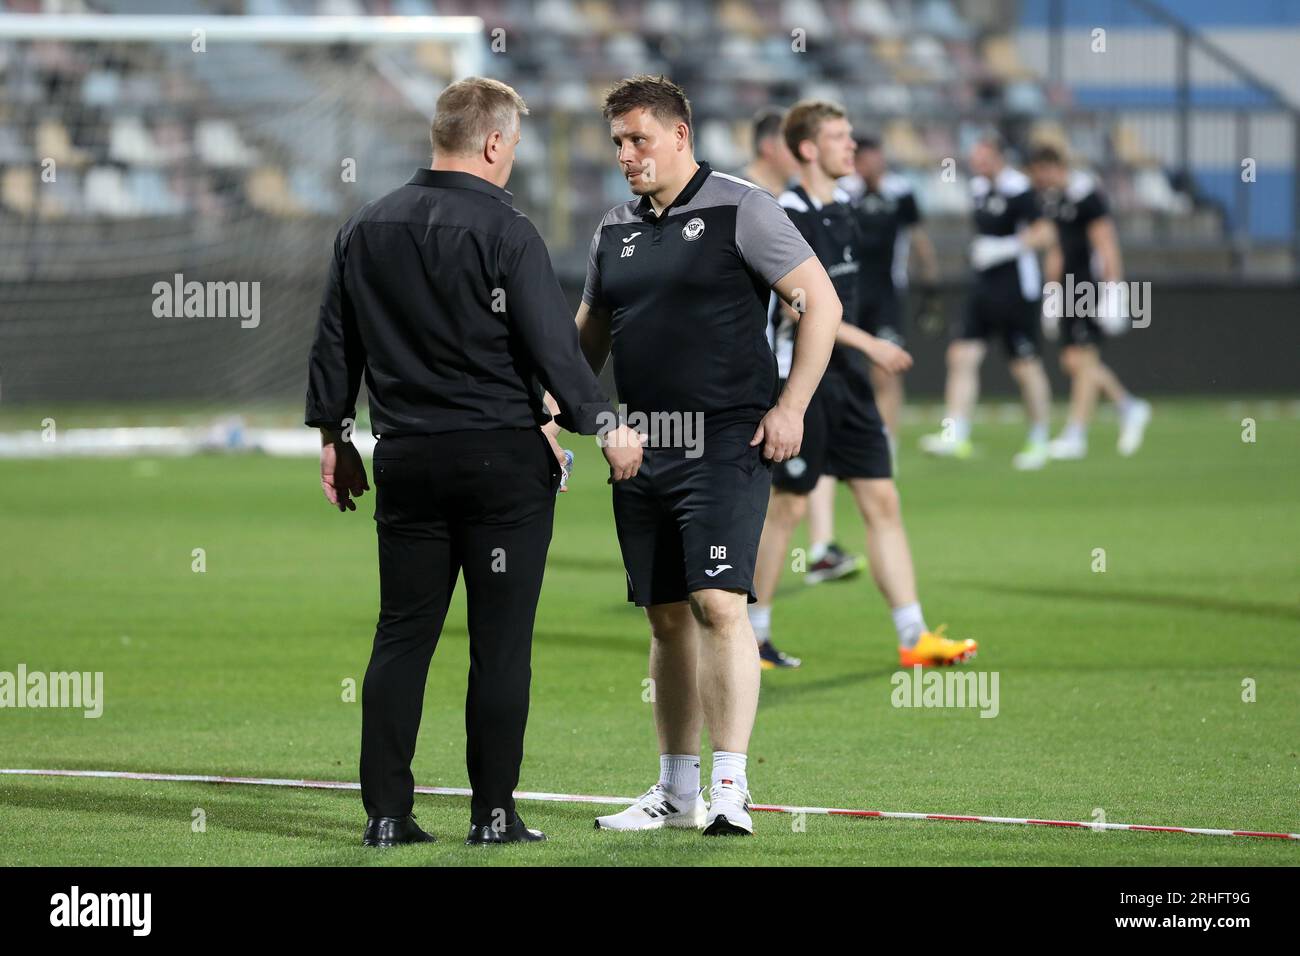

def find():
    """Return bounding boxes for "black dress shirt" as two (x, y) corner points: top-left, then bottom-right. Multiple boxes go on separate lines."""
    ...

(305, 168), (613, 437)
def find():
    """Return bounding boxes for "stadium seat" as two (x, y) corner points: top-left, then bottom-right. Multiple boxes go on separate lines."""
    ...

(35, 119), (91, 168)
(195, 120), (261, 169)
(83, 166), (144, 218)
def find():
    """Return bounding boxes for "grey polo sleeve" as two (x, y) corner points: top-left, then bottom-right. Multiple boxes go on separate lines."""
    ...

(580, 221), (603, 309)
(734, 186), (816, 287)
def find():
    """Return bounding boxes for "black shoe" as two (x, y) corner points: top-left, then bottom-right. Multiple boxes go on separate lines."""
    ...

(362, 813), (436, 847)
(758, 639), (802, 670)
(804, 542), (865, 585)
(465, 814), (547, 845)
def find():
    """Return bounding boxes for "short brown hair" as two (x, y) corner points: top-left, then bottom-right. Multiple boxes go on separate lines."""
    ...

(1028, 143), (1066, 167)
(431, 76), (528, 156)
(783, 99), (847, 160)
(752, 107), (785, 147)
(602, 74), (692, 134)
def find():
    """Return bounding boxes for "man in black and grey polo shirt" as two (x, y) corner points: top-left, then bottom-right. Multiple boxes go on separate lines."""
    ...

(571, 75), (841, 837)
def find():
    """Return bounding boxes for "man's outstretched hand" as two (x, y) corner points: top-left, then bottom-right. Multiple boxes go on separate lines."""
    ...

(320, 432), (369, 512)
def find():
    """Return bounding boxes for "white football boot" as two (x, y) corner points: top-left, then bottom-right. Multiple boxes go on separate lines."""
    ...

(1048, 433), (1087, 460)
(702, 781), (753, 836)
(1012, 440), (1050, 471)
(1117, 399), (1152, 457)
(919, 431), (973, 459)
(594, 784), (706, 831)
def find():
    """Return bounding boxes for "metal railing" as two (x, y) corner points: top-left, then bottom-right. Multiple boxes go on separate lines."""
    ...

(1033, 0), (1300, 275)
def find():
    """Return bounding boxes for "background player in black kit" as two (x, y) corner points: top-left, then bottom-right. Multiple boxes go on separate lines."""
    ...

(1027, 144), (1151, 460)
(743, 106), (800, 197)
(573, 76), (842, 837)
(795, 137), (938, 596)
(920, 135), (1057, 470)
(842, 135), (939, 449)
(751, 99), (977, 673)
(748, 106), (866, 595)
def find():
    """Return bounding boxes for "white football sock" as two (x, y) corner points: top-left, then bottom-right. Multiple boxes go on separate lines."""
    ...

(748, 604), (772, 642)
(808, 541), (829, 564)
(711, 751), (748, 793)
(659, 754), (700, 801)
(952, 417), (971, 442)
(1062, 421), (1087, 441)
(1028, 422), (1049, 445)
(892, 601), (927, 649)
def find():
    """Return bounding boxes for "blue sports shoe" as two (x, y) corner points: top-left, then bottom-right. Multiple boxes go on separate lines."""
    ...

(758, 640), (801, 670)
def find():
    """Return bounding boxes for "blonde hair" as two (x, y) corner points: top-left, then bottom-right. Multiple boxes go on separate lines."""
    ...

(431, 76), (529, 156)
(782, 99), (847, 160)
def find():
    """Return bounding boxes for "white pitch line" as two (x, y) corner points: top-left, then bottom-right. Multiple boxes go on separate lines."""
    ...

(0, 768), (636, 807)
(2, 768), (1296, 841)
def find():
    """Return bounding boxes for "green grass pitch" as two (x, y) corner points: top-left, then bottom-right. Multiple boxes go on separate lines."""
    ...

(1, 401), (1297, 866)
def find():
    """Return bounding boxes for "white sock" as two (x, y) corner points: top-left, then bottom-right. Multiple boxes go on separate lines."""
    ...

(1062, 421), (1087, 441)
(711, 751), (748, 793)
(952, 417), (971, 442)
(1028, 422), (1049, 445)
(892, 601), (927, 648)
(808, 541), (829, 564)
(659, 754), (700, 800)
(748, 604), (772, 642)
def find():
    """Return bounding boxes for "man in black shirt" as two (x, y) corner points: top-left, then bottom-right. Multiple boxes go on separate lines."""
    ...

(753, 100), (977, 677)
(919, 135), (1057, 470)
(742, 106), (799, 196)
(844, 136), (939, 441)
(577, 76), (841, 837)
(788, 135), (938, 591)
(304, 77), (642, 848)
(746, 109), (864, 592)
(1028, 144), (1151, 459)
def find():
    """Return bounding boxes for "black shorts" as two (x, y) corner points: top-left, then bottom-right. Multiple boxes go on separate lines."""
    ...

(959, 279), (1041, 359)
(771, 371), (893, 495)
(611, 422), (771, 607)
(1062, 315), (1104, 348)
(860, 286), (905, 347)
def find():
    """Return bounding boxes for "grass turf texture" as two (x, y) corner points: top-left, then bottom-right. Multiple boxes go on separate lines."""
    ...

(1, 401), (1297, 866)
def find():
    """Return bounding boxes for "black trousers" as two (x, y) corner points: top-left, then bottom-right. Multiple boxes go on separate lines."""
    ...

(360, 427), (560, 825)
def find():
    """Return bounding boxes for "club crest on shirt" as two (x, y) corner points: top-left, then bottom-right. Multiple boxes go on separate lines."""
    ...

(982, 194), (1007, 215)
(682, 217), (705, 241)
(862, 194), (895, 215)
(1049, 199), (1077, 221)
